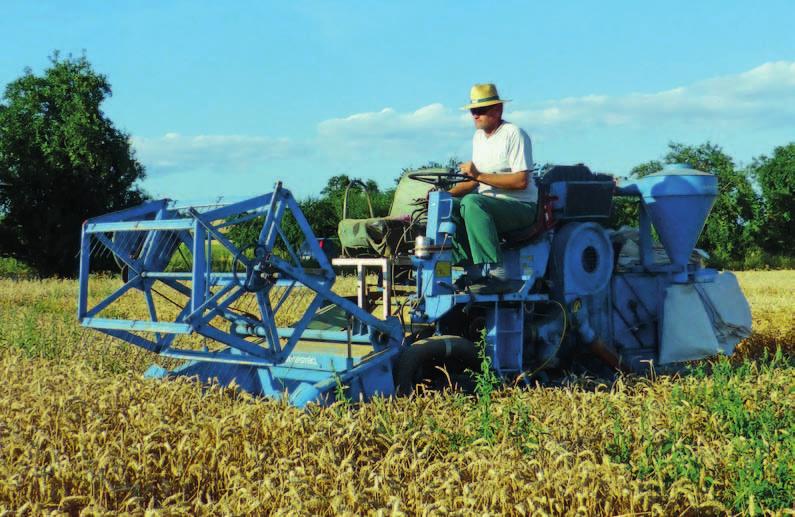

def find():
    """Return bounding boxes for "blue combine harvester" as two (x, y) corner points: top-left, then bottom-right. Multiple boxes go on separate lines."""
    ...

(77, 165), (752, 407)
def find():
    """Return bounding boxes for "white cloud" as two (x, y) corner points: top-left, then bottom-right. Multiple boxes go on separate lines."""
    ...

(314, 103), (470, 165)
(131, 133), (302, 175)
(511, 61), (795, 129)
(317, 103), (466, 144)
(311, 62), (795, 162)
(132, 61), (795, 187)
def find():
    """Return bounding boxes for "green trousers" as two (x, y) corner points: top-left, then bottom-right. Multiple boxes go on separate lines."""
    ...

(450, 194), (537, 265)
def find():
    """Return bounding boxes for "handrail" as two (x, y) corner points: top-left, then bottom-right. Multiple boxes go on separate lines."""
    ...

(342, 180), (375, 220)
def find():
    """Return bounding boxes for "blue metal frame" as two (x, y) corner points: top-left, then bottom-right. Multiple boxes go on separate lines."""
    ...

(411, 190), (552, 376)
(78, 184), (404, 406)
(78, 167), (743, 405)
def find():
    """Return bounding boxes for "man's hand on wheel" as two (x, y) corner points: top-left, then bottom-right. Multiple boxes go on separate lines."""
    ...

(459, 161), (479, 180)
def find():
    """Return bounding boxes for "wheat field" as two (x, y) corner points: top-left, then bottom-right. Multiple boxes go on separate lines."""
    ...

(0, 271), (792, 515)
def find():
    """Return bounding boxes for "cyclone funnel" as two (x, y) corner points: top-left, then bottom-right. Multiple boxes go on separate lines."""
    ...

(627, 164), (718, 280)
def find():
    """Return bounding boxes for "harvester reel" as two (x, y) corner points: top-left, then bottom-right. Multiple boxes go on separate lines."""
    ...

(232, 243), (277, 293)
(77, 186), (359, 368)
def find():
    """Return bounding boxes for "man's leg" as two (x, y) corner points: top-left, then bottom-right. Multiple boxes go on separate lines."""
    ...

(459, 194), (536, 266)
(449, 197), (473, 265)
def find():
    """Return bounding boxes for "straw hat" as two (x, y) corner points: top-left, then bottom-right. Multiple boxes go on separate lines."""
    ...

(463, 83), (511, 109)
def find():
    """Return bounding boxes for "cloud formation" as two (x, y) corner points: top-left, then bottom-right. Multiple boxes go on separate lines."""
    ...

(308, 61), (795, 168)
(131, 133), (301, 175)
(511, 61), (795, 129)
(317, 103), (464, 139)
(132, 61), (795, 182)
(315, 103), (469, 162)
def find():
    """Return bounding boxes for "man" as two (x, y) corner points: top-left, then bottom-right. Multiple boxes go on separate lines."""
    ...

(449, 83), (537, 293)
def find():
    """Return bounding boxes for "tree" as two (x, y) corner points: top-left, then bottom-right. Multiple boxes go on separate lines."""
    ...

(227, 175), (393, 254)
(276, 196), (339, 251)
(0, 53), (146, 276)
(321, 174), (354, 196)
(608, 160), (663, 229)
(750, 143), (794, 257)
(225, 195), (338, 257)
(320, 174), (392, 222)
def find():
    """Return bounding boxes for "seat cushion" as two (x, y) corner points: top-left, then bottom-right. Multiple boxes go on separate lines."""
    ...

(499, 193), (551, 249)
(338, 216), (417, 257)
(500, 223), (545, 248)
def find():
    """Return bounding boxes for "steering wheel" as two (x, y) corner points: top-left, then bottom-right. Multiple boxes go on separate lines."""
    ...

(407, 169), (477, 188)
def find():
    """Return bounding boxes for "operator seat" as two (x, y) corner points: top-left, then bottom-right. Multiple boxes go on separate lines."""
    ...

(499, 182), (555, 249)
(337, 171), (435, 258)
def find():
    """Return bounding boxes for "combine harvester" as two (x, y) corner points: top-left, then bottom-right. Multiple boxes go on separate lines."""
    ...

(78, 165), (752, 407)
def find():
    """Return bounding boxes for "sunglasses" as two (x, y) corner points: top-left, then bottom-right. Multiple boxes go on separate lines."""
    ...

(469, 105), (496, 116)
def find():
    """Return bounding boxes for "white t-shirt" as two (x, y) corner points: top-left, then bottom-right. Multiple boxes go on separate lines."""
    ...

(472, 121), (537, 204)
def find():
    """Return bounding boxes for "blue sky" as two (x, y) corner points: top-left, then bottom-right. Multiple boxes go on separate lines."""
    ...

(3, 1), (794, 201)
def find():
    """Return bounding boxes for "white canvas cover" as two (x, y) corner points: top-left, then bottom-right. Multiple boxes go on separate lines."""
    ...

(659, 271), (752, 364)
(695, 272), (753, 353)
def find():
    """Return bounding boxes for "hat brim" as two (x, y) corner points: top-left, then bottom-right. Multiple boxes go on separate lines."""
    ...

(461, 99), (510, 110)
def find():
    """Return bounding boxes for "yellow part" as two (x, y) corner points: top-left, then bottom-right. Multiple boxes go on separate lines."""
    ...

(291, 339), (372, 359)
(434, 261), (452, 278)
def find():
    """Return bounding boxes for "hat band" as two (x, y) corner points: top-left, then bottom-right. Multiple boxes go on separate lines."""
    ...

(471, 95), (500, 103)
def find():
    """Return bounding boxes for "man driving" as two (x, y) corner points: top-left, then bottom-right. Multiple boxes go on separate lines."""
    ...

(448, 83), (538, 294)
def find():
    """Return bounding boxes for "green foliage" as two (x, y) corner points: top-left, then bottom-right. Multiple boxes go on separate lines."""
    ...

(630, 160), (665, 179)
(227, 175), (394, 254)
(164, 242), (235, 272)
(605, 400), (633, 463)
(501, 396), (545, 454)
(690, 351), (794, 511)
(749, 142), (795, 257)
(609, 161), (664, 229)
(0, 53), (146, 277)
(471, 332), (501, 443)
(321, 173), (393, 221)
(225, 195), (340, 259)
(332, 373), (352, 413)
(0, 256), (34, 278)
(292, 195), (342, 241)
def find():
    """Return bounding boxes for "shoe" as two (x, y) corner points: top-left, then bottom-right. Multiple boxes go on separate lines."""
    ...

(453, 274), (486, 292)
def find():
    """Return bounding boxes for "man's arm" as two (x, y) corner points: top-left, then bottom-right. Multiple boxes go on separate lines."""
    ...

(447, 178), (479, 197)
(459, 161), (528, 190)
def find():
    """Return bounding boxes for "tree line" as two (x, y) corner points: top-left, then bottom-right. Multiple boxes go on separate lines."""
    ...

(611, 141), (793, 269)
(0, 55), (792, 276)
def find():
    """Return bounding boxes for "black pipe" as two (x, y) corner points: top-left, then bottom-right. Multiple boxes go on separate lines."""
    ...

(394, 335), (479, 395)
